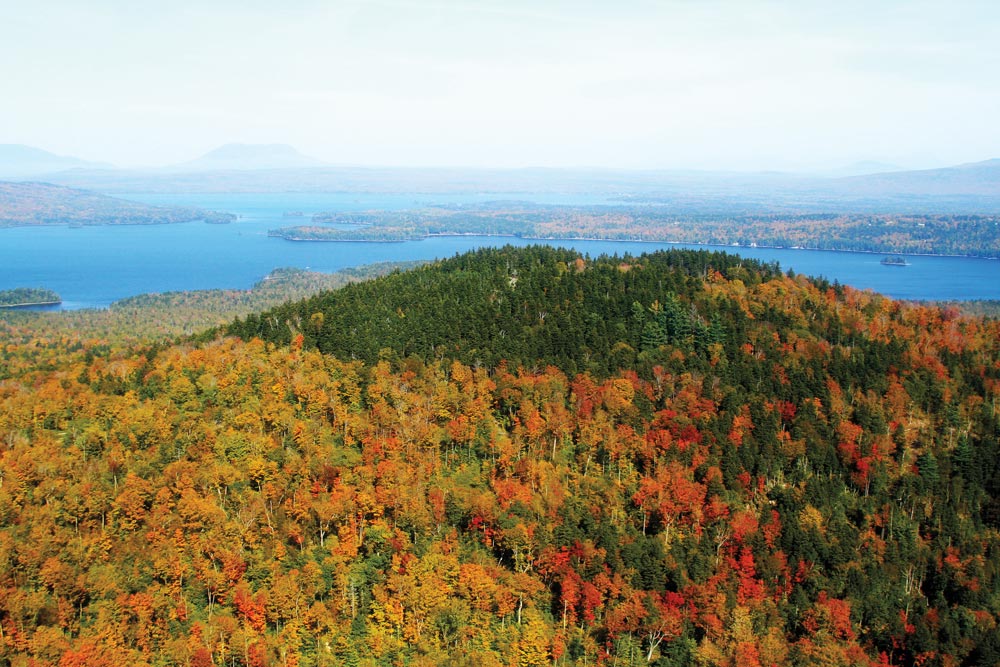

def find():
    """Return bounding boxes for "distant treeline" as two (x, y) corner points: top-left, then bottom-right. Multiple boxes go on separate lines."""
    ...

(270, 204), (1000, 258)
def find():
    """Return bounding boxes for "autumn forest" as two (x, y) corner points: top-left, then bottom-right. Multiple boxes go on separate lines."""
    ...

(2, 246), (1000, 667)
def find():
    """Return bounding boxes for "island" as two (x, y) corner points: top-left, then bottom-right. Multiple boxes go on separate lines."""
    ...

(0, 287), (61, 308)
(202, 211), (237, 224)
(269, 225), (425, 242)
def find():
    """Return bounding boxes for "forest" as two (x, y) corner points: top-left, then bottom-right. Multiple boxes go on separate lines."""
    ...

(269, 205), (1000, 258)
(1, 246), (999, 666)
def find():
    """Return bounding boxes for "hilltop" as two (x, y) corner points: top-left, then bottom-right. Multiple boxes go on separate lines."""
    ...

(0, 144), (109, 178)
(2, 246), (998, 665)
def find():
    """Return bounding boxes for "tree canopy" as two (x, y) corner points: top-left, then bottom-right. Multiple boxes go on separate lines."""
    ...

(1, 246), (999, 666)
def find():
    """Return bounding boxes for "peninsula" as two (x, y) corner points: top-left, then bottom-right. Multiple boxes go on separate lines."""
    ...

(0, 287), (61, 308)
(0, 181), (218, 227)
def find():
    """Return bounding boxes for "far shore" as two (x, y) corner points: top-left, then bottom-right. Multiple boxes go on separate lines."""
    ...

(268, 229), (1000, 261)
(0, 300), (62, 309)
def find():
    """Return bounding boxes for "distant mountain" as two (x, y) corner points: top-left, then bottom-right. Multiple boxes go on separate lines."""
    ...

(834, 158), (1000, 196)
(172, 143), (327, 171)
(30, 156), (1000, 214)
(0, 144), (110, 178)
(0, 180), (207, 227)
(814, 160), (905, 178)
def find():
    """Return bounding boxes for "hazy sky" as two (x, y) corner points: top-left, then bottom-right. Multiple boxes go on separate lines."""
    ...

(3, 0), (999, 170)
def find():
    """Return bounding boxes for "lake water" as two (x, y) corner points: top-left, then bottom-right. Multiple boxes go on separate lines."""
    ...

(1, 192), (998, 309)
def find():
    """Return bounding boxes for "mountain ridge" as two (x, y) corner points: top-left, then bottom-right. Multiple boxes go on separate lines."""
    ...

(0, 144), (110, 178)
(26, 157), (1000, 205)
(832, 157), (1000, 195)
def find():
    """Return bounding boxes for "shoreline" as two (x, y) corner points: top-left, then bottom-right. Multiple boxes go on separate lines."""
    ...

(272, 234), (414, 243)
(520, 235), (1000, 260)
(0, 300), (62, 309)
(0, 217), (213, 230)
(267, 230), (1000, 260)
(3, 210), (996, 260)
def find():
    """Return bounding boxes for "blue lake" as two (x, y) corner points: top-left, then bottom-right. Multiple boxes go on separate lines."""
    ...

(1, 192), (998, 309)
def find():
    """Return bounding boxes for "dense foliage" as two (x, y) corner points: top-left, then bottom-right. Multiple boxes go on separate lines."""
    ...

(925, 300), (1000, 318)
(227, 248), (783, 377)
(2, 247), (1000, 666)
(271, 205), (1000, 258)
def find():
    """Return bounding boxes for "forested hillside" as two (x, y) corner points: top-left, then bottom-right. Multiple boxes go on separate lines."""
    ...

(2, 247), (1000, 666)
(0, 182), (211, 227)
(0, 263), (422, 351)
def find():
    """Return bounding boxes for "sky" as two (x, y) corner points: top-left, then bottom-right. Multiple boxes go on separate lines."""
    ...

(2, 0), (999, 171)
